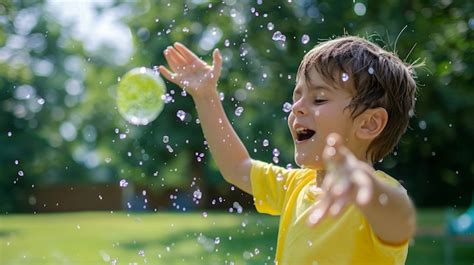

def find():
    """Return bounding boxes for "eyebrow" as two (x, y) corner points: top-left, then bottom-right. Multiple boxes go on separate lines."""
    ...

(294, 84), (333, 93)
(310, 85), (333, 91)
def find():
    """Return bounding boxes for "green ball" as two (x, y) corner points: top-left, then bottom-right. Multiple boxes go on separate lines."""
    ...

(117, 67), (166, 125)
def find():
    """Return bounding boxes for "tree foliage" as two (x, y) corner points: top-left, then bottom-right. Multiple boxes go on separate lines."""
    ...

(0, 0), (473, 212)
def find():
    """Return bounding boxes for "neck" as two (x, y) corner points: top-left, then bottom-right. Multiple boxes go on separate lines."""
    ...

(316, 169), (326, 187)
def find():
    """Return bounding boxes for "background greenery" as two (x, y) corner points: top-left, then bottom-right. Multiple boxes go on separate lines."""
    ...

(0, 0), (473, 215)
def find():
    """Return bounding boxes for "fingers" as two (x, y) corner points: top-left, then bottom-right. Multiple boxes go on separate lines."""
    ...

(308, 132), (375, 227)
(163, 47), (187, 73)
(158, 65), (178, 84)
(173, 42), (201, 63)
(323, 133), (352, 167)
(308, 176), (352, 226)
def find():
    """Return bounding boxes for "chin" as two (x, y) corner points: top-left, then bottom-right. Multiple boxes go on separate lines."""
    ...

(294, 154), (310, 168)
(294, 153), (323, 169)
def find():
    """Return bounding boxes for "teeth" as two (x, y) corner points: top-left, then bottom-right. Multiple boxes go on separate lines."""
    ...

(296, 127), (309, 133)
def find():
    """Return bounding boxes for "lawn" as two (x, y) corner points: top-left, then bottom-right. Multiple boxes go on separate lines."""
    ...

(0, 209), (472, 265)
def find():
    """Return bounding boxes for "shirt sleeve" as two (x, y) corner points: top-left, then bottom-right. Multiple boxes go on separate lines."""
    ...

(368, 221), (410, 263)
(250, 160), (300, 216)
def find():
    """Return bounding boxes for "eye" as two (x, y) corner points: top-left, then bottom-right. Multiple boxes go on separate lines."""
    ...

(314, 99), (327, 105)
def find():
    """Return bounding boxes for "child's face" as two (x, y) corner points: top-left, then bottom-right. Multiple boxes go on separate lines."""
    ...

(288, 67), (358, 169)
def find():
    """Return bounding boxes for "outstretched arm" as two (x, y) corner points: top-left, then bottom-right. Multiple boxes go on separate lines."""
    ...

(308, 133), (416, 245)
(159, 43), (253, 194)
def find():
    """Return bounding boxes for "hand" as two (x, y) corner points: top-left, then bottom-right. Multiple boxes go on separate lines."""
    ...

(159, 42), (222, 98)
(307, 133), (376, 226)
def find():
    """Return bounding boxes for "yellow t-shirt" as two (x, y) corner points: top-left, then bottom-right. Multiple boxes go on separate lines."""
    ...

(250, 160), (409, 265)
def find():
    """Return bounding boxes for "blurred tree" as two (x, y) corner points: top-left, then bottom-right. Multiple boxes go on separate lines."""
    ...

(0, 0), (472, 212)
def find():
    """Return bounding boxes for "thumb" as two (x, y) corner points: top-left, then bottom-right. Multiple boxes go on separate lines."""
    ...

(323, 133), (357, 174)
(211, 48), (222, 78)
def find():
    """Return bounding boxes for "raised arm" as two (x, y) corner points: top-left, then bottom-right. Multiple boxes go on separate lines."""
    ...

(159, 43), (253, 194)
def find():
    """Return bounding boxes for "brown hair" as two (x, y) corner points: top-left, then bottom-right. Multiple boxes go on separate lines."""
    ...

(297, 36), (420, 163)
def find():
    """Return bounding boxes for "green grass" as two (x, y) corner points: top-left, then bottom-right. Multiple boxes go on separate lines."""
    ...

(0, 209), (472, 265)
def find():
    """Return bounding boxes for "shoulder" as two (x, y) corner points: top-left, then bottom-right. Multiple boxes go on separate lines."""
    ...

(251, 160), (315, 182)
(374, 170), (404, 189)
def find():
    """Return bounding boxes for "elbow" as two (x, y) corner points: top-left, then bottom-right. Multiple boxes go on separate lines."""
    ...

(406, 203), (417, 239)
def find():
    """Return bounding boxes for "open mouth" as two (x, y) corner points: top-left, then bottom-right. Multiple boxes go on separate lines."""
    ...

(296, 127), (316, 141)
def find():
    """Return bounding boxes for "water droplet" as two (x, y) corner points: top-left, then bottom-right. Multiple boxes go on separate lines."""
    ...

(18, 171), (24, 177)
(119, 179), (129, 187)
(233, 201), (243, 213)
(193, 189), (202, 200)
(301, 34), (310, 44)
(272, 148), (280, 157)
(245, 82), (253, 90)
(119, 133), (127, 140)
(276, 173), (284, 182)
(354, 2), (367, 16)
(161, 93), (173, 104)
(282, 102), (292, 113)
(368, 67), (374, 75)
(7, 131), (12, 137)
(378, 193), (388, 205)
(14, 160), (19, 165)
(163, 135), (169, 143)
(267, 22), (274, 31)
(37, 98), (45, 105)
(224, 39), (230, 47)
(272, 31), (286, 42)
(234, 106), (244, 116)
(177, 110), (186, 121)
(262, 139), (269, 147)
(341, 73), (349, 82)
(214, 237), (220, 244)
(419, 120), (427, 130)
(272, 156), (279, 164)
(138, 250), (145, 257)
(219, 92), (225, 101)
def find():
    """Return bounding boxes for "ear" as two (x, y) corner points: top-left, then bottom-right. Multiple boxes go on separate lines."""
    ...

(355, 108), (388, 140)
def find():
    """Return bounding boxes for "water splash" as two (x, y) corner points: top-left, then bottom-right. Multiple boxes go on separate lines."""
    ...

(282, 102), (292, 113)
(301, 34), (310, 44)
(262, 139), (269, 147)
(234, 106), (244, 116)
(267, 22), (274, 30)
(272, 31), (286, 42)
(119, 179), (129, 187)
(368, 67), (374, 75)
(177, 110), (186, 121)
(341, 73), (349, 82)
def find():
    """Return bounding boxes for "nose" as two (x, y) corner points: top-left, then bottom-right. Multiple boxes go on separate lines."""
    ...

(292, 98), (308, 117)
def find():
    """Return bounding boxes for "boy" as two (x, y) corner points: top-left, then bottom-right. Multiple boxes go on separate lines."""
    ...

(159, 36), (417, 264)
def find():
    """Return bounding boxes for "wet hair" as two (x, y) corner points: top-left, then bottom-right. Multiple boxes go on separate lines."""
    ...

(297, 36), (421, 163)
